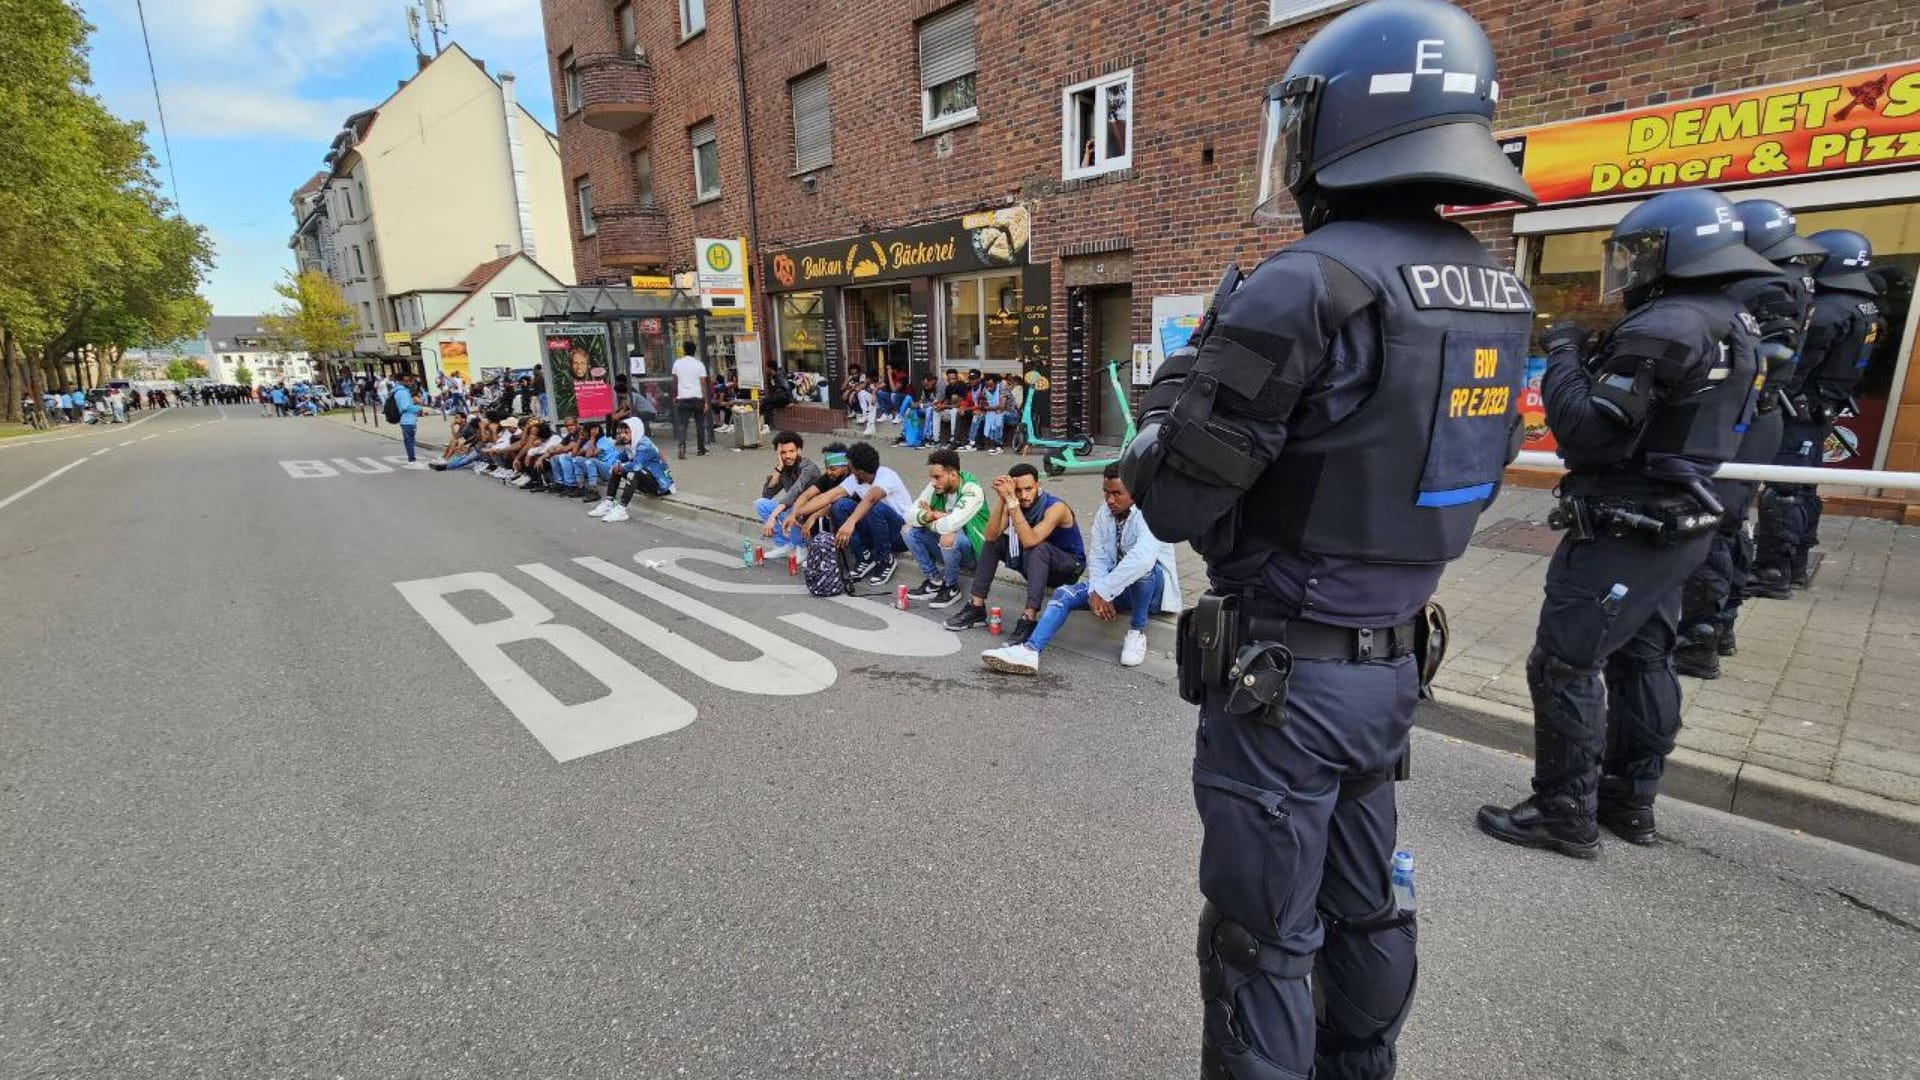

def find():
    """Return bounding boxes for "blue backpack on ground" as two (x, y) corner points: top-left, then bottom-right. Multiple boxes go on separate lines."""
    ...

(901, 404), (925, 448)
(803, 523), (853, 597)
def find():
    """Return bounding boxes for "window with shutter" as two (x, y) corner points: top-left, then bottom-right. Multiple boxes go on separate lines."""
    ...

(918, 3), (976, 132)
(791, 69), (832, 174)
(690, 121), (720, 199)
(1268, 0), (1357, 28)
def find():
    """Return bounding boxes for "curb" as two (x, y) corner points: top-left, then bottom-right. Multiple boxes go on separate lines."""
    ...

(1420, 688), (1920, 865)
(328, 416), (1920, 863)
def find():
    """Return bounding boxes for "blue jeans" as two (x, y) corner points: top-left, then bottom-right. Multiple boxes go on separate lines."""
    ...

(400, 423), (418, 461)
(830, 497), (908, 564)
(755, 497), (804, 548)
(446, 450), (481, 469)
(904, 525), (975, 587)
(1025, 565), (1164, 653)
(582, 458), (613, 487)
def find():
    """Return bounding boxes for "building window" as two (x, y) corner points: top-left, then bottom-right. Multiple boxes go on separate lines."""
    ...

(561, 51), (582, 113)
(576, 179), (597, 236)
(615, 2), (639, 55)
(691, 120), (720, 200)
(680, 0), (705, 38)
(352, 246), (366, 278)
(494, 295), (515, 320)
(361, 302), (374, 332)
(342, 187), (354, 219)
(632, 148), (655, 207)
(918, 3), (977, 132)
(941, 272), (1021, 373)
(1268, 0), (1359, 28)
(790, 68), (831, 174)
(1062, 70), (1133, 179)
(776, 291), (829, 397)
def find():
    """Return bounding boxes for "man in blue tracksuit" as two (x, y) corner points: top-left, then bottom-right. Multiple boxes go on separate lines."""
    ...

(393, 376), (422, 461)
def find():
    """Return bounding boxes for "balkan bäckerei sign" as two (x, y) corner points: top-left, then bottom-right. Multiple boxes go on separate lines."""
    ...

(1469, 60), (1920, 210)
(764, 207), (1030, 290)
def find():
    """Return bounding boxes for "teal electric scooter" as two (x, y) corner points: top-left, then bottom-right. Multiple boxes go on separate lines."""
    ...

(1009, 369), (1094, 458)
(1043, 360), (1136, 476)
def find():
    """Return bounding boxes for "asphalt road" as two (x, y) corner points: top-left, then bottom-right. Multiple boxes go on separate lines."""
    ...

(3, 410), (1917, 1080)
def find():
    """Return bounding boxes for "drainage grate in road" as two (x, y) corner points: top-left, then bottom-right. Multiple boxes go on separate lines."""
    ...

(1470, 517), (1563, 557)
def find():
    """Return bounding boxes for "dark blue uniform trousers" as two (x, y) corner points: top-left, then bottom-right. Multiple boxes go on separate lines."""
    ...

(1755, 418), (1827, 580)
(1680, 479), (1755, 632)
(1530, 529), (1713, 807)
(1194, 651), (1419, 1080)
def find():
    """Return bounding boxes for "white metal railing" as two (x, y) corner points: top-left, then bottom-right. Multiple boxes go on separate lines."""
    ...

(1510, 451), (1920, 492)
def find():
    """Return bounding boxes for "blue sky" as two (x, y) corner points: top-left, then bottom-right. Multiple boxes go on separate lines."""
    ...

(80, 0), (558, 317)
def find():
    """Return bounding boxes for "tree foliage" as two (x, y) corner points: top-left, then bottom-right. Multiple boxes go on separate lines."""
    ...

(234, 363), (253, 387)
(165, 358), (190, 382)
(0, 0), (215, 420)
(263, 270), (355, 359)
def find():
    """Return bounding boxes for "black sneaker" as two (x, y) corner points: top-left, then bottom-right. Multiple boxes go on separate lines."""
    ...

(907, 579), (943, 599)
(1007, 616), (1038, 647)
(945, 603), (989, 632)
(929, 585), (962, 609)
(849, 557), (878, 581)
(864, 559), (898, 585)
(1597, 778), (1658, 846)
(428, 461), (447, 471)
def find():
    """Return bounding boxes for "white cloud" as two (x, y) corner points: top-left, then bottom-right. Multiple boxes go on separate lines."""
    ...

(166, 85), (369, 141)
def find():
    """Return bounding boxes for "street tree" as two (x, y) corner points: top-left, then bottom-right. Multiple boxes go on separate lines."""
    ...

(165, 358), (191, 382)
(234, 364), (253, 387)
(263, 270), (355, 383)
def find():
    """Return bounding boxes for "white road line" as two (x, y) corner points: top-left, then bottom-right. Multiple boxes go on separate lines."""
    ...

(119, 440), (135, 447)
(140, 433), (161, 441)
(0, 458), (86, 514)
(92, 448), (111, 456)
(0, 408), (164, 451)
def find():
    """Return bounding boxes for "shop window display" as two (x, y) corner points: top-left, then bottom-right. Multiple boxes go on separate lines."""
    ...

(778, 291), (831, 404)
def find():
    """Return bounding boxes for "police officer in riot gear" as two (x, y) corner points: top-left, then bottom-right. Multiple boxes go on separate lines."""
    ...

(1477, 188), (1774, 856)
(1120, 2), (1536, 1076)
(1750, 229), (1887, 595)
(1671, 199), (1823, 679)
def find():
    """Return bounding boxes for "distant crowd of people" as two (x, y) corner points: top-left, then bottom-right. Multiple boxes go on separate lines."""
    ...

(21, 382), (251, 427)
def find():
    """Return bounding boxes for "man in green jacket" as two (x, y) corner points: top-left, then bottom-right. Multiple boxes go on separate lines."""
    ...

(903, 448), (984, 608)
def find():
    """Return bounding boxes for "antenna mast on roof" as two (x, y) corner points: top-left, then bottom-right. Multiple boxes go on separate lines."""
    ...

(427, 0), (448, 55)
(405, 4), (424, 60)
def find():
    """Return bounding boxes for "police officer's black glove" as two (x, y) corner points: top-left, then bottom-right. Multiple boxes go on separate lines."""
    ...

(1541, 322), (1593, 363)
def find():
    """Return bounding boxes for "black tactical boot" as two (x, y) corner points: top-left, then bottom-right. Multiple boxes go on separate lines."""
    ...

(1475, 794), (1601, 859)
(1715, 617), (1738, 657)
(1745, 567), (1792, 600)
(1597, 777), (1657, 846)
(1672, 623), (1721, 680)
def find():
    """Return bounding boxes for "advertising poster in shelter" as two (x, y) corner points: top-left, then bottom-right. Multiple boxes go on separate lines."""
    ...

(438, 340), (471, 383)
(540, 323), (614, 421)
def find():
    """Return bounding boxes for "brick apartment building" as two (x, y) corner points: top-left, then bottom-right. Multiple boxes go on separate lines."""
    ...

(541, 0), (1920, 474)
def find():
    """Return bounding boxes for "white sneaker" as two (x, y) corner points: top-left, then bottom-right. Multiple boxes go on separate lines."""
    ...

(588, 498), (613, 518)
(602, 504), (630, 523)
(982, 643), (1040, 675)
(510, 474), (532, 488)
(471, 462), (489, 473)
(766, 542), (795, 560)
(1120, 630), (1149, 667)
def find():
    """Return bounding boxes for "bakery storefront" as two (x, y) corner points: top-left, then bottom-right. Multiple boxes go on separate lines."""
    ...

(762, 207), (1049, 425)
(1477, 60), (1920, 496)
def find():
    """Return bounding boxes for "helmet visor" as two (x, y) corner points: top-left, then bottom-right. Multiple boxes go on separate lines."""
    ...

(1601, 229), (1668, 299)
(1254, 77), (1319, 222)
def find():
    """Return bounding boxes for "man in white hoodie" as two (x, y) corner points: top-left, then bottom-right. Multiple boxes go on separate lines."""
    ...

(983, 463), (1180, 673)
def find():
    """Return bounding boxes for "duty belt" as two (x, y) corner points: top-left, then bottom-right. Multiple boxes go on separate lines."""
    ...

(1548, 492), (1720, 545)
(1240, 615), (1419, 661)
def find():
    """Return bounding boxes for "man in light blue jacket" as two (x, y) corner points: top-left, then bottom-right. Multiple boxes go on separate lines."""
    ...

(392, 375), (422, 461)
(983, 462), (1180, 674)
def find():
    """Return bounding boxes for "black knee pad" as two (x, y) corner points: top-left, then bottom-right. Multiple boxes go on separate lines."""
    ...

(1525, 647), (1585, 697)
(1316, 905), (1418, 1079)
(1197, 902), (1313, 1080)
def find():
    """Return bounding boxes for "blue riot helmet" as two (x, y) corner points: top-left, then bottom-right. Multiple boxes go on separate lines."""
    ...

(1734, 199), (1826, 265)
(1807, 229), (1877, 294)
(1601, 189), (1777, 307)
(1254, 0), (1535, 226)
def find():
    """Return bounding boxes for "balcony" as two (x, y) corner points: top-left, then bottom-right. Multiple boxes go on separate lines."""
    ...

(577, 54), (655, 132)
(594, 203), (671, 267)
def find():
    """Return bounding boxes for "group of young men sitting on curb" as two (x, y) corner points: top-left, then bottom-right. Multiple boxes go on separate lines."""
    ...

(752, 433), (1180, 673)
(427, 410), (676, 523)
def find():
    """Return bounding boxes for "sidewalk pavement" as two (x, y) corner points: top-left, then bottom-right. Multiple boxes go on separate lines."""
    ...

(333, 410), (1920, 861)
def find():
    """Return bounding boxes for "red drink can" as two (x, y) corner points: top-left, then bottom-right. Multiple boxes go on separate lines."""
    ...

(788, 552), (800, 575)
(754, 545), (765, 566)
(988, 606), (1003, 635)
(896, 584), (910, 610)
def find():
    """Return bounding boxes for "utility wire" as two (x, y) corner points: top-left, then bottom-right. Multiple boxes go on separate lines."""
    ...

(133, 0), (183, 211)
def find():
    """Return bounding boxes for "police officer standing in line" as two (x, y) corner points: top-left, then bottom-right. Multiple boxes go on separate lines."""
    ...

(1121, 3), (1536, 1076)
(1749, 229), (1887, 596)
(1477, 189), (1774, 857)
(1671, 199), (1824, 679)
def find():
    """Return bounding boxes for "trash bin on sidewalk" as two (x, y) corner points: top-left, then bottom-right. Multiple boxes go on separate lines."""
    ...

(732, 405), (763, 449)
